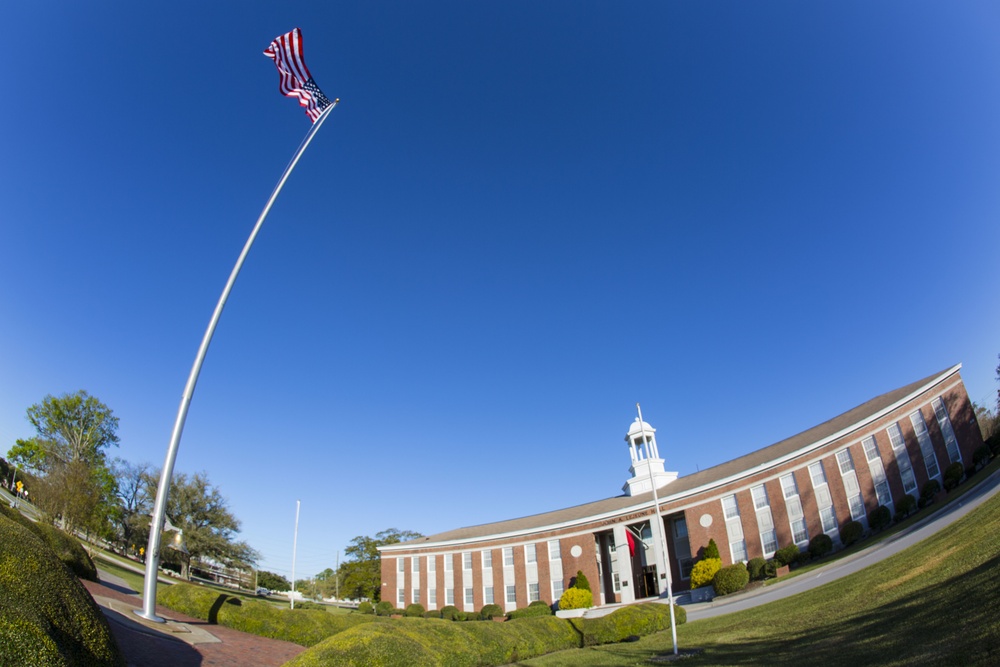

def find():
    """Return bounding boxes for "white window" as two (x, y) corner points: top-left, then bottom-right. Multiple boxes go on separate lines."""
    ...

(464, 587), (474, 605)
(429, 589), (437, 607)
(484, 586), (494, 604)
(552, 579), (564, 600)
(397, 558), (405, 573)
(482, 550), (492, 568)
(445, 555), (453, 572)
(528, 582), (540, 602)
(863, 436), (894, 512)
(722, 494), (748, 562)
(836, 449), (867, 526)
(809, 461), (839, 536)
(612, 572), (621, 592)
(548, 540), (561, 560)
(446, 587), (454, 605)
(887, 422), (918, 495)
(673, 518), (693, 578)
(932, 397), (963, 464)
(525, 544), (536, 564)
(506, 585), (517, 604)
(503, 547), (514, 566)
(780, 473), (809, 545)
(397, 589), (405, 606)
(413, 588), (420, 604)
(428, 557), (436, 573)
(750, 484), (778, 557)
(910, 411), (941, 480)
(412, 556), (420, 572)
(463, 552), (473, 570)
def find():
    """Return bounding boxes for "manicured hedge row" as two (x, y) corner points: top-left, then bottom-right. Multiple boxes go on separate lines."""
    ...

(0, 503), (97, 581)
(156, 584), (377, 647)
(0, 510), (124, 666)
(286, 603), (685, 667)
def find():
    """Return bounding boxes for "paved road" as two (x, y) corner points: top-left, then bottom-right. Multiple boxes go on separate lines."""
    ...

(683, 467), (1000, 622)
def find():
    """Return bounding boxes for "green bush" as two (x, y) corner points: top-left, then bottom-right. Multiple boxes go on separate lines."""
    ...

(841, 520), (864, 546)
(157, 583), (377, 647)
(973, 444), (992, 470)
(763, 559), (778, 578)
(868, 505), (892, 531)
(508, 602), (553, 620)
(558, 587), (593, 610)
(357, 601), (374, 615)
(897, 494), (917, 517)
(704, 538), (721, 560)
(773, 544), (801, 567)
(404, 603), (425, 617)
(943, 462), (964, 491)
(808, 534), (833, 559)
(573, 570), (591, 591)
(422, 609), (441, 619)
(713, 563), (750, 596)
(375, 601), (393, 616)
(920, 480), (941, 508)
(572, 603), (686, 646)
(480, 603), (504, 620)
(0, 504), (97, 581)
(747, 557), (767, 581)
(439, 605), (461, 621)
(0, 510), (124, 666)
(689, 557), (721, 588)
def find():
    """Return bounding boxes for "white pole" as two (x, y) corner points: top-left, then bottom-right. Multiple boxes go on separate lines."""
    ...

(135, 101), (339, 623)
(291, 499), (301, 610)
(636, 403), (678, 656)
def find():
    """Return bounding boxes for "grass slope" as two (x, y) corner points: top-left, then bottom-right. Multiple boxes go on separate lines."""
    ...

(521, 487), (1000, 666)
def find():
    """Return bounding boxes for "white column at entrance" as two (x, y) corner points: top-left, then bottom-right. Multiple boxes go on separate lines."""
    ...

(611, 524), (635, 604)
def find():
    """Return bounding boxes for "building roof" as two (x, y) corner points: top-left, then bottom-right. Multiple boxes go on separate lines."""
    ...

(385, 365), (960, 551)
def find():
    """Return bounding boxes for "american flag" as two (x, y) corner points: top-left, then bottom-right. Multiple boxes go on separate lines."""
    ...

(264, 28), (332, 123)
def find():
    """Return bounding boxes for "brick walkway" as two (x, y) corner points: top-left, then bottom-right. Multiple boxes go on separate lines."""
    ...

(82, 579), (306, 667)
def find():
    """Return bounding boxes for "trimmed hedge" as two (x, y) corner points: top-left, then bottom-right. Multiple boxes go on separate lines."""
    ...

(713, 563), (749, 596)
(439, 605), (461, 621)
(808, 534), (833, 559)
(404, 603), (425, 617)
(773, 544), (800, 567)
(943, 461), (964, 491)
(284, 603), (685, 667)
(479, 603), (503, 620)
(868, 505), (892, 532)
(0, 504), (97, 581)
(375, 601), (393, 616)
(157, 583), (377, 647)
(508, 601), (554, 619)
(558, 587), (592, 610)
(0, 509), (124, 666)
(841, 520), (864, 547)
(747, 557), (767, 581)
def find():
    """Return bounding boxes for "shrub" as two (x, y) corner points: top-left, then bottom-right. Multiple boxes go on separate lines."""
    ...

(507, 603), (554, 620)
(404, 603), (425, 617)
(157, 583), (377, 647)
(558, 587), (593, 610)
(713, 563), (750, 596)
(0, 511), (125, 666)
(573, 603), (687, 646)
(0, 504), (97, 581)
(897, 494), (917, 517)
(573, 570), (591, 591)
(773, 544), (801, 567)
(763, 559), (778, 578)
(747, 557), (767, 581)
(357, 601), (374, 615)
(868, 505), (892, 531)
(422, 609), (441, 619)
(974, 444), (992, 470)
(480, 603), (504, 620)
(920, 479), (941, 507)
(943, 461), (965, 491)
(841, 520), (864, 546)
(439, 605), (461, 621)
(704, 538), (721, 560)
(808, 534), (833, 559)
(689, 557), (721, 588)
(375, 601), (394, 616)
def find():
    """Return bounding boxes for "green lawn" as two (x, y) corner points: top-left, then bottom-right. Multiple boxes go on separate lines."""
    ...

(520, 476), (1000, 666)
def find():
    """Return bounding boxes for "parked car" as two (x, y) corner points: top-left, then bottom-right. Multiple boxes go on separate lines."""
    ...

(256, 587), (270, 597)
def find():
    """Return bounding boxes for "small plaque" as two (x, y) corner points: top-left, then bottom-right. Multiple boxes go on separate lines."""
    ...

(699, 513), (713, 528)
(570, 545), (583, 558)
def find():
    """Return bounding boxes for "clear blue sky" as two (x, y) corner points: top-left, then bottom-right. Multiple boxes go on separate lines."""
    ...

(2, 2), (998, 581)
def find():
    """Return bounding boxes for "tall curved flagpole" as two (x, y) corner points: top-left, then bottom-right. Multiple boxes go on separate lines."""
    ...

(136, 100), (338, 622)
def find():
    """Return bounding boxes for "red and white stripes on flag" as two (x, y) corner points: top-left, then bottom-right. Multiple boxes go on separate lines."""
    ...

(264, 28), (332, 123)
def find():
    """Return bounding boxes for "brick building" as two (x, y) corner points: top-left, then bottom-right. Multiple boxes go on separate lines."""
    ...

(379, 365), (983, 611)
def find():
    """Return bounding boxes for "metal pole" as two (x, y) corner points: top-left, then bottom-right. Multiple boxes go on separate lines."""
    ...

(636, 403), (679, 656)
(135, 101), (339, 623)
(291, 499), (301, 609)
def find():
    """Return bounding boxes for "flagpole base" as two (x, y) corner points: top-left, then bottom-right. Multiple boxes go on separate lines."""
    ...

(133, 608), (166, 624)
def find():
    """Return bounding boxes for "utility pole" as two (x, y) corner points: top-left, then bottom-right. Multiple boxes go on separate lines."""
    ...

(335, 550), (340, 600)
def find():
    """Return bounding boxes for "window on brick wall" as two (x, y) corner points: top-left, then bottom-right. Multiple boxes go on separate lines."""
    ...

(428, 557), (436, 573)
(548, 540), (561, 560)
(413, 588), (420, 604)
(482, 550), (492, 568)
(446, 588), (454, 605)
(525, 543), (536, 564)
(887, 422), (918, 495)
(722, 494), (748, 562)
(464, 587), (474, 606)
(910, 410), (941, 480)
(780, 473), (809, 545)
(552, 579), (564, 600)
(412, 556), (420, 572)
(809, 462), (839, 537)
(862, 436), (894, 512)
(429, 589), (437, 607)
(528, 582), (540, 602)
(397, 558), (405, 573)
(932, 397), (962, 464)
(750, 484), (778, 557)
(484, 586), (494, 604)
(463, 552), (473, 570)
(503, 547), (514, 566)
(445, 555), (453, 572)
(397, 589), (404, 606)
(506, 585), (517, 604)
(836, 448), (867, 526)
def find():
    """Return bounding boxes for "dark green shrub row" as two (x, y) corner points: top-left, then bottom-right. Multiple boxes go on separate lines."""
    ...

(943, 461), (964, 491)
(285, 603), (684, 667)
(157, 583), (377, 647)
(713, 563), (749, 596)
(869, 505), (892, 531)
(841, 520), (864, 547)
(479, 603), (504, 620)
(773, 544), (801, 567)
(507, 600), (553, 620)
(895, 494), (917, 522)
(809, 533), (833, 558)
(404, 603), (425, 617)
(0, 509), (124, 666)
(919, 479), (941, 508)
(375, 600), (393, 616)
(0, 504), (97, 581)
(747, 557), (767, 581)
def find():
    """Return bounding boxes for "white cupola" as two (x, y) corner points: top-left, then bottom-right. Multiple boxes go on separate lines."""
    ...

(622, 417), (677, 496)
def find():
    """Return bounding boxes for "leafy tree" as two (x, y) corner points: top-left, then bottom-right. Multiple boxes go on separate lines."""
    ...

(338, 528), (422, 602)
(111, 459), (152, 552)
(257, 570), (290, 591)
(703, 538), (720, 560)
